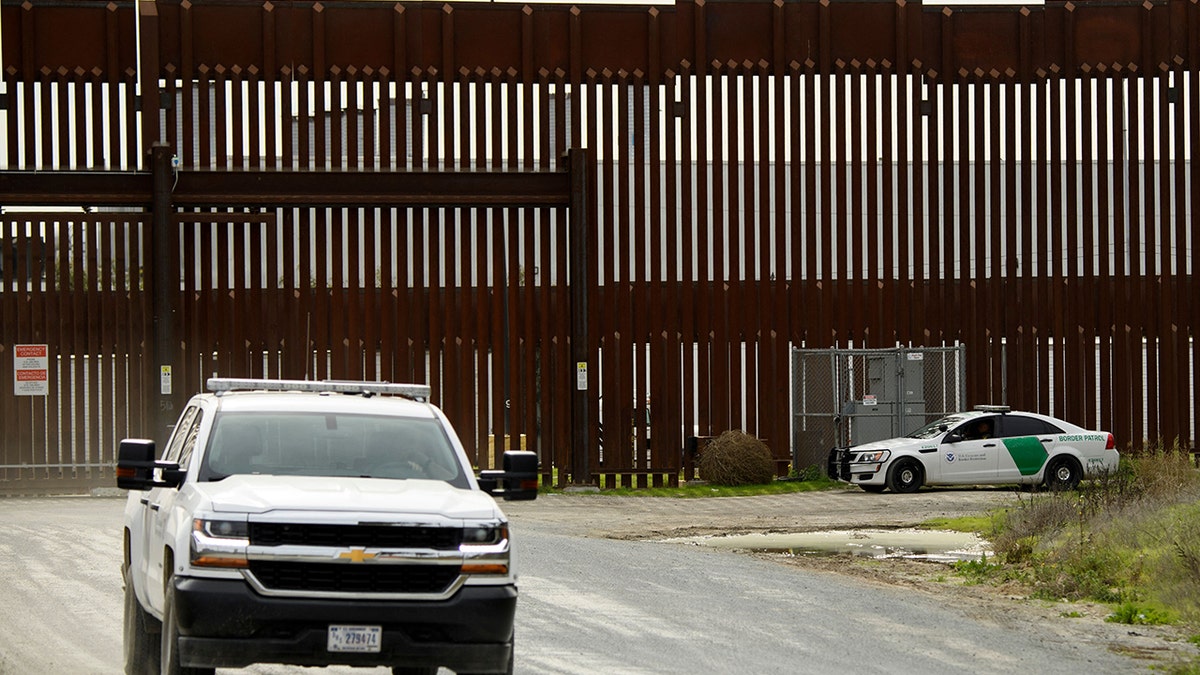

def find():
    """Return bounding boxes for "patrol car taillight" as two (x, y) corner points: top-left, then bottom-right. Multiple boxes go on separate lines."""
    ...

(1105, 434), (1116, 450)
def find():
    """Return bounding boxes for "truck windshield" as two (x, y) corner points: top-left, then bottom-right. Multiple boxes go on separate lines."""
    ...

(198, 412), (468, 488)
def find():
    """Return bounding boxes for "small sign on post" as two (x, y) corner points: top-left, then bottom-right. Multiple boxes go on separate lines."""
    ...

(14, 344), (49, 396)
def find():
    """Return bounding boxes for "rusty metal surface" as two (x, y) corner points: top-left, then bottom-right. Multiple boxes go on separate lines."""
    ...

(2, 0), (1199, 492)
(4, 1), (1189, 81)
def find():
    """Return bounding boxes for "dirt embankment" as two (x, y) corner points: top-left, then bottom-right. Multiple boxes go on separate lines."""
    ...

(506, 487), (1200, 669)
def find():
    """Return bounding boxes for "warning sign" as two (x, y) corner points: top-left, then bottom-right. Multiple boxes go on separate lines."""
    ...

(14, 344), (49, 396)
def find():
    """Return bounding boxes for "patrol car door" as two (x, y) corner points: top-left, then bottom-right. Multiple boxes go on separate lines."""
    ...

(938, 416), (1001, 483)
(993, 414), (1062, 482)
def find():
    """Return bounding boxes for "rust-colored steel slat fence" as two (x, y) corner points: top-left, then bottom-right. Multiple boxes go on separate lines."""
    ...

(2, 0), (1199, 493)
(0, 213), (148, 494)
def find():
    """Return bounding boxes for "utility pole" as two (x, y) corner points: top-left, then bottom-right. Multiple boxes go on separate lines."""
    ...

(568, 148), (592, 485)
(149, 143), (177, 446)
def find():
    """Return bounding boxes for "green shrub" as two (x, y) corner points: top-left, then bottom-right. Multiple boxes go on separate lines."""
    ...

(953, 553), (1003, 584)
(789, 464), (823, 482)
(1106, 600), (1177, 625)
(698, 431), (775, 486)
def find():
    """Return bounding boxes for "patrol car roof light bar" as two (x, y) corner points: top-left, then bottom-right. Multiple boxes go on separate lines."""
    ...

(207, 378), (431, 401)
(973, 405), (1011, 413)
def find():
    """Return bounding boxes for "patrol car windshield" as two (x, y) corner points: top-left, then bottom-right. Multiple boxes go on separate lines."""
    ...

(907, 414), (970, 440)
(198, 412), (469, 488)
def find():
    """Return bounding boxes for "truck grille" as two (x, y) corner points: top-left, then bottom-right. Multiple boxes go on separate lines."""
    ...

(250, 523), (462, 550)
(248, 561), (462, 594)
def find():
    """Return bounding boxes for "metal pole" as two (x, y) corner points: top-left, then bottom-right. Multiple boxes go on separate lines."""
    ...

(150, 143), (177, 446)
(568, 148), (592, 485)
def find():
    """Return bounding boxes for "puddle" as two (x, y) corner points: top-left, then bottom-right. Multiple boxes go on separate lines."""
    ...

(669, 528), (991, 563)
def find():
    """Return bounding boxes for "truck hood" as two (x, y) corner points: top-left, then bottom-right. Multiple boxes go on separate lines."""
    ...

(192, 475), (502, 521)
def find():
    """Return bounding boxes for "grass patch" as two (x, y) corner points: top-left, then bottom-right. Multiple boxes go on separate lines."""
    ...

(601, 476), (838, 498)
(983, 446), (1200, 631)
(921, 514), (1003, 536)
(952, 553), (1004, 584)
(1107, 600), (1177, 626)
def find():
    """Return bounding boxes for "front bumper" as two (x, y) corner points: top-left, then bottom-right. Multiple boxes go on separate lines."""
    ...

(826, 448), (886, 486)
(172, 576), (515, 672)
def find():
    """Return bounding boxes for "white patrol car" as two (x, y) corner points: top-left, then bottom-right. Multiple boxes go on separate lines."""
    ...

(827, 406), (1119, 493)
(117, 378), (538, 675)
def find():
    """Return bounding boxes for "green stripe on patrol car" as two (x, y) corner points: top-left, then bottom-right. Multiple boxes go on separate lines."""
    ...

(1003, 437), (1049, 476)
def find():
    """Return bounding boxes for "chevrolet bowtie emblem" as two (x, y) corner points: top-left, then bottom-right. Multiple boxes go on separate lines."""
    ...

(339, 548), (377, 563)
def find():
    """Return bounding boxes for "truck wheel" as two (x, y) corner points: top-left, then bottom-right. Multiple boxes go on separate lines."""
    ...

(1043, 456), (1081, 491)
(161, 579), (215, 675)
(886, 459), (923, 494)
(123, 569), (160, 675)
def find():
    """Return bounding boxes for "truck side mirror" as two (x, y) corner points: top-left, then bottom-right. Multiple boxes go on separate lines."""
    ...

(478, 451), (539, 501)
(116, 439), (184, 490)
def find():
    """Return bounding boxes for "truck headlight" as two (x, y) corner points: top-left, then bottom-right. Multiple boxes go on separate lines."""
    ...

(192, 518), (250, 568)
(461, 524), (509, 575)
(462, 525), (506, 546)
(197, 519), (249, 539)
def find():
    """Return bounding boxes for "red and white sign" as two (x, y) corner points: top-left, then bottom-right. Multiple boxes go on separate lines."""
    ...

(14, 344), (49, 396)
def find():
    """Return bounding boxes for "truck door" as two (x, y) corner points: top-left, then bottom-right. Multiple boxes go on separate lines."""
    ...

(140, 405), (203, 615)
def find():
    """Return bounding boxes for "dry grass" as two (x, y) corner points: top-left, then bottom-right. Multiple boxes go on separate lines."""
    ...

(991, 446), (1200, 624)
(698, 430), (775, 486)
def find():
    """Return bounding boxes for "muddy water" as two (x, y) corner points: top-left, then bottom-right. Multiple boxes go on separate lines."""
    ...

(670, 528), (991, 563)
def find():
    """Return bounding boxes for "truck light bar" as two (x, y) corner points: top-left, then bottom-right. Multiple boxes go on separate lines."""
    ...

(207, 378), (431, 400)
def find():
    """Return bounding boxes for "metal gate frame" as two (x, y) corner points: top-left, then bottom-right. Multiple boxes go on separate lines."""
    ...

(792, 345), (967, 472)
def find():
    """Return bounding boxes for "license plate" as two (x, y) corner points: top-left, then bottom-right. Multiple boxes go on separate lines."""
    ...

(327, 625), (382, 653)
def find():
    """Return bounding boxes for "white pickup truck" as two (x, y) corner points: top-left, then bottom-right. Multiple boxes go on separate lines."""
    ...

(117, 378), (538, 675)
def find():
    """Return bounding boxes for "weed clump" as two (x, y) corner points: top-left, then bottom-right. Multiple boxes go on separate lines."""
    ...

(988, 445), (1200, 627)
(698, 430), (775, 486)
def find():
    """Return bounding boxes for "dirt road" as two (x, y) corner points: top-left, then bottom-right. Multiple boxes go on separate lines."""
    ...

(504, 484), (1015, 539)
(504, 486), (1200, 671)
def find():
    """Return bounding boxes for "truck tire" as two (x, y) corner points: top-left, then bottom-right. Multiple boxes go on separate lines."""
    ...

(161, 577), (216, 675)
(122, 568), (160, 675)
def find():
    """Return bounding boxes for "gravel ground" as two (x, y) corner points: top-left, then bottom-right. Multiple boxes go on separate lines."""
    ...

(503, 486), (1200, 670)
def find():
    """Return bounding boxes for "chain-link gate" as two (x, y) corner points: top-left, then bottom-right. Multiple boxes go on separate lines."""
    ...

(792, 346), (967, 472)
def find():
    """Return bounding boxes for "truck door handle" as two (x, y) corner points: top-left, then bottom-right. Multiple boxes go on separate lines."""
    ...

(1040, 439), (1052, 444)
(983, 443), (996, 448)
(140, 498), (150, 506)
(149, 504), (160, 511)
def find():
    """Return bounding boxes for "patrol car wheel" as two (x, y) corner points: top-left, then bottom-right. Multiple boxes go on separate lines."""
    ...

(886, 459), (924, 494)
(1044, 456), (1081, 491)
